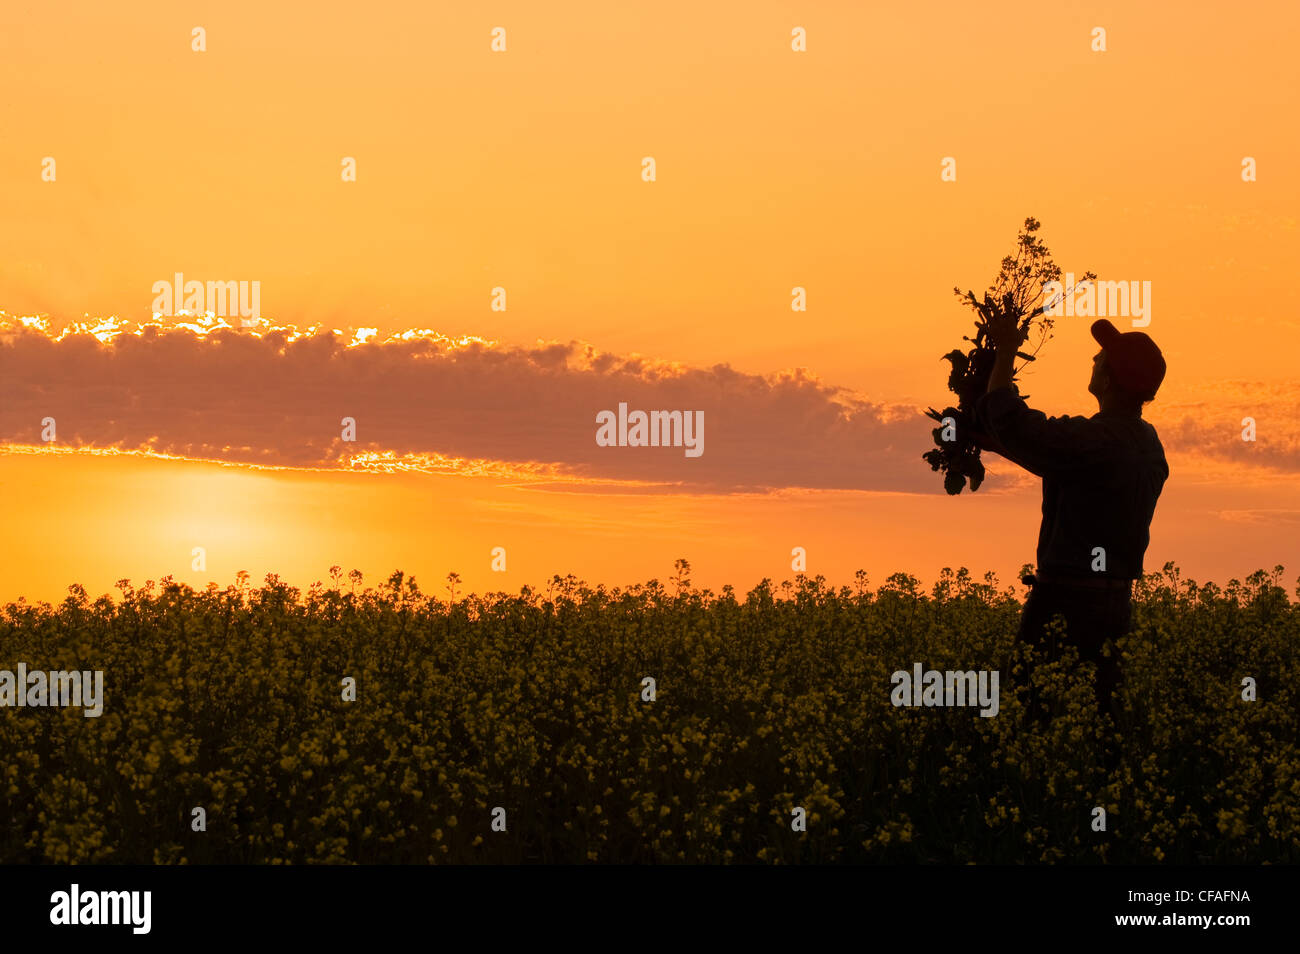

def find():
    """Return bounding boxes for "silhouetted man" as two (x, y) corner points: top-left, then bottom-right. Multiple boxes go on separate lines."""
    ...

(973, 315), (1168, 721)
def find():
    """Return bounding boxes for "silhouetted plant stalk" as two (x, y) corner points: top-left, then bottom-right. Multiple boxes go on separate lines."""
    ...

(923, 217), (1096, 494)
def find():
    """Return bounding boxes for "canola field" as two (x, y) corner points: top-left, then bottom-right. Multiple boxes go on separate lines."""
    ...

(1, 562), (1296, 864)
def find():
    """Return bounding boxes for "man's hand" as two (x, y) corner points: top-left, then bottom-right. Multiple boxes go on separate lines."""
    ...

(985, 308), (1028, 352)
(984, 306), (1026, 395)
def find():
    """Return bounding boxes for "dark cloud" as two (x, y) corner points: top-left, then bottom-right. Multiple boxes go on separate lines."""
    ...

(1, 323), (949, 494)
(1159, 403), (1300, 473)
(6, 323), (1293, 494)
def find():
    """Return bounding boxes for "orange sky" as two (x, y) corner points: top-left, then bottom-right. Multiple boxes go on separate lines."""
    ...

(2, 1), (1298, 602)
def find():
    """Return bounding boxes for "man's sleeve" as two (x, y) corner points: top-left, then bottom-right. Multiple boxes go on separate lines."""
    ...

(974, 384), (1103, 479)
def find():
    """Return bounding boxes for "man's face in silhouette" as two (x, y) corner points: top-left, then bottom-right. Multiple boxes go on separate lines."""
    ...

(1088, 350), (1108, 400)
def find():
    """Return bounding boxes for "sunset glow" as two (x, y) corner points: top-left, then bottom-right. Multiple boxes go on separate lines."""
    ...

(2, 0), (1297, 604)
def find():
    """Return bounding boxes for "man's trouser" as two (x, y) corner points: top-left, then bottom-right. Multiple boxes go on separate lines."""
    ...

(1015, 577), (1132, 718)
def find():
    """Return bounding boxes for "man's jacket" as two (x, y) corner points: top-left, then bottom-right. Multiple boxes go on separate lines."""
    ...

(975, 384), (1169, 580)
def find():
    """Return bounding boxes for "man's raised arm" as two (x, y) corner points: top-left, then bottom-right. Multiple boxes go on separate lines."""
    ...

(983, 305), (1031, 396)
(973, 310), (1099, 479)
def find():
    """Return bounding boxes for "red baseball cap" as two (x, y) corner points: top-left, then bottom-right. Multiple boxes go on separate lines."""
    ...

(1091, 319), (1166, 400)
